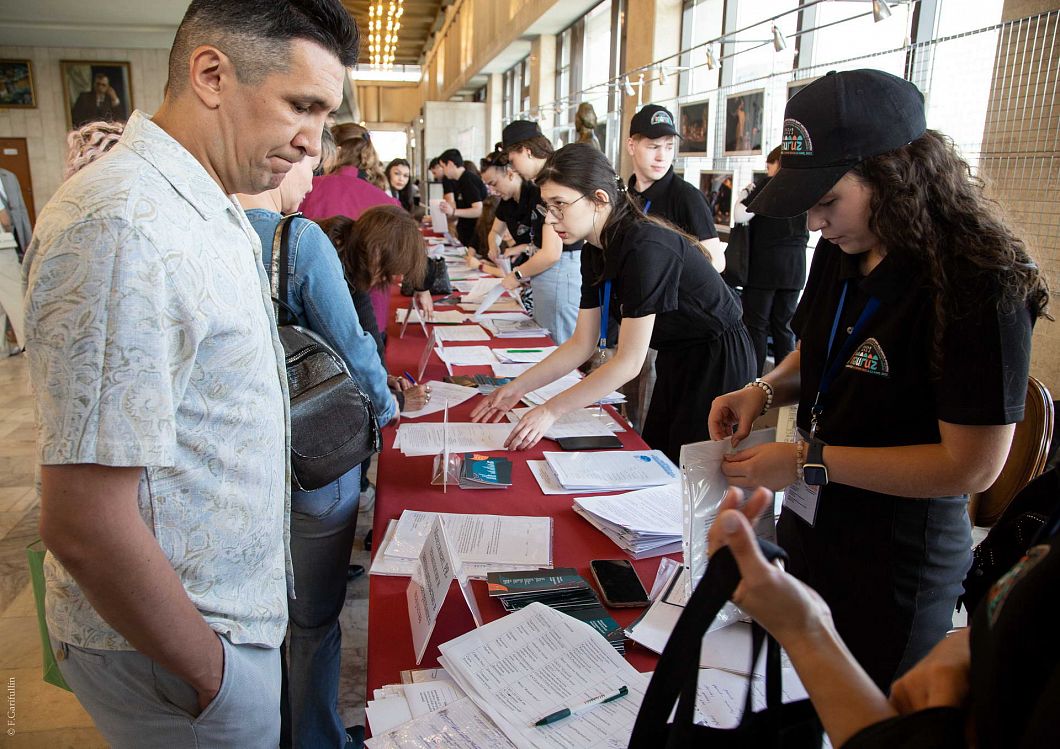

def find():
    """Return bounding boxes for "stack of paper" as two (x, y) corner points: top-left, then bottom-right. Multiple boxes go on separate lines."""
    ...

(434, 603), (651, 749)
(394, 422), (513, 456)
(434, 324), (490, 342)
(370, 510), (553, 579)
(366, 679), (467, 736)
(395, 308), (467, 325)
(493, 346), (557, 363)
(521, 372), (626, 406)
(572, 485), (683, 559)
(543, 450), (680, 491)
(436, 345), (499, 367)
(526, 460), (616, 496)
(480, 317), (549, 338)
(505, 407), (617, 440)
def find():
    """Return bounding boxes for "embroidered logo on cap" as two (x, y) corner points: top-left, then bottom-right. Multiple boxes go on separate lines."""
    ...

(846, 338), (889, 377)
(782, 118), (814, 156)
(650, 111), (674, 127)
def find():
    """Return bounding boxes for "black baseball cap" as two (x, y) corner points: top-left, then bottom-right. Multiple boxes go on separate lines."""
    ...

(629, 104), (680, 139)
(502, 120), (543, 149)
(748, 69), (926, 218)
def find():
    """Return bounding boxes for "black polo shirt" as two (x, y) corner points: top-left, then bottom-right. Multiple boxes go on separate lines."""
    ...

(628, 166), (718, 240)
(494, 181), (539, 246)
(743, 175), (809, 290)
(441, 176), (457, 197)
(579, 221), (742, 350)
(453, 169), (487, 246)
(792, 240), (1032, 450)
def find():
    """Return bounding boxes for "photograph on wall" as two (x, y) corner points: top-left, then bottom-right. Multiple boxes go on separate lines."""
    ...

(61, 60), (133, 130)
(723, 89), (764, 156)
(787, 77), (819, 101)
(0, 60), (36, 108)
(677, 99), (709, 155)
(700, 171), (734, 227)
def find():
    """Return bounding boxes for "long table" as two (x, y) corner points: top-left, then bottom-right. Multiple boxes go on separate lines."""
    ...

(365, 281), (669, 703)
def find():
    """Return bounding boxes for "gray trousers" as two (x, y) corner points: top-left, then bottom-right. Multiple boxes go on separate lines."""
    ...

(54, 634), (281, 748)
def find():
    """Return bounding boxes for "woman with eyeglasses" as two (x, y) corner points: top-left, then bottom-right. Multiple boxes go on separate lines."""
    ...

(493, 121), (583, 345)
(471, 143), (755, 462)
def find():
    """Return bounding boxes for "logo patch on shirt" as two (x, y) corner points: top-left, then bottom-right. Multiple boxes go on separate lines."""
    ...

(781, 118), (813, 156)
(650, 110), (674, 127)
(845, 338), (889, 377)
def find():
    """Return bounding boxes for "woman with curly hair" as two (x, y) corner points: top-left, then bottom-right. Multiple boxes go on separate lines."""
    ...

(709, 69), (1049, 692)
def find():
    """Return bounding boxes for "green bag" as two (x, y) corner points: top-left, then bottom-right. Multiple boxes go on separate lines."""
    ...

(26, 539), (72, 691)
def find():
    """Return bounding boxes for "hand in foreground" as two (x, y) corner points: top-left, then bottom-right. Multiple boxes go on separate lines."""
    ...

(438, 200), (454, 216)
(415, 290), (434, 321)
(708, 487), (833, 646)
(504, 405), (557, 451)
(709, 386), (767, 446)
(722, 441), (798, 491)
(193, 632), (225, 715)
(387, 375), (410, 392)
(400, 384), (432, 412)
(470, 384), (523, 423)
(501, 272), (522, 291)
(889, 629), (971, 714)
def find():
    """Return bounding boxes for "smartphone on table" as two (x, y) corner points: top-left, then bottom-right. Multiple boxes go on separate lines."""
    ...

(590, 559), (650, 608)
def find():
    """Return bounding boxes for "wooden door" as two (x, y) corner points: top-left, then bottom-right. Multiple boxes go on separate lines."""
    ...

(0, 138), (35, 227)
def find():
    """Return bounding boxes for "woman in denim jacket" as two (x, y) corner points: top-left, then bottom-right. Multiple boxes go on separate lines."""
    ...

(239, 151), (427, 748)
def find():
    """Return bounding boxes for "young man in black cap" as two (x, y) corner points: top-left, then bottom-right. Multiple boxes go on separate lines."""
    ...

(626, 104), (724, 271)
(437, 148), (487, 249)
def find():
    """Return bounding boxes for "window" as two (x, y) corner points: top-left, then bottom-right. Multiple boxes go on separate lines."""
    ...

(679, 0), (724, 97)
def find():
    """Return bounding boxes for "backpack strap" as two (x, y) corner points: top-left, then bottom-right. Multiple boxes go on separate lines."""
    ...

(270, 213), (302, 326)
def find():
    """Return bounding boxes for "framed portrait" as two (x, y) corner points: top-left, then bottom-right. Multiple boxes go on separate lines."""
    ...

(699, 171), (734, 228)
(677, 99), (709, 155)
(787, 77), (819, 101)
(723, 89), (764, 156)
(61, 60), (133, 130)
(0, 60), (36, 108)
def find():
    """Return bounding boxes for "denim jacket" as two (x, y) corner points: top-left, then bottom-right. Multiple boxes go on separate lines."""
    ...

(246, 209), (397, 426)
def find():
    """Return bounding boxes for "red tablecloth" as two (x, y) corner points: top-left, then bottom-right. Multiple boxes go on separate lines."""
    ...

(366, 283), (667, 699)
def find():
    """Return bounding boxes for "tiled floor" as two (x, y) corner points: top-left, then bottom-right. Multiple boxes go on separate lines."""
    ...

(0, 352), (371, 747)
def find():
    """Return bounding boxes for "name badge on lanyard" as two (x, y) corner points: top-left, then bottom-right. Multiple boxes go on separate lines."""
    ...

(782, 281), (881, 527)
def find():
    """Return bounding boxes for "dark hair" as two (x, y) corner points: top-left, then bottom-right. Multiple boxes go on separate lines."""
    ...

(168, 0), (358, 95)
(475, 195), (501, 260)
(851, 129), (1049, 367)
(428, 156), (441, 169)
(385, 158), (414, 210)
(331, 123), (386, 188)
(766, 146), (781, 164)
(317, 206), (426, 291)
(505, 134), (554, 160)
(536, 143), (704, 267)
(439, 148), (463, 166)
(481, 145), (512, 172)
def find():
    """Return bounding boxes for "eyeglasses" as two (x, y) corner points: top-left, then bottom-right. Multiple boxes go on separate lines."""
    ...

(535, 193), (588, 220)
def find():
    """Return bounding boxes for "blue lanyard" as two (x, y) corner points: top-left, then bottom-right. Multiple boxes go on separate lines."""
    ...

(643, 199), (652, 214)
(810, 281), (880, 436)
(598, 280), (611, 350)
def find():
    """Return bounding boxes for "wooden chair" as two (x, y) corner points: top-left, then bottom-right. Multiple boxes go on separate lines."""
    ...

(968, 376), (1054, 527)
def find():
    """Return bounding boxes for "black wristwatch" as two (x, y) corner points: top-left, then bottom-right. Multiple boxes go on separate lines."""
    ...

(803, 439), (829, 486)
(514, 269), (525, 281)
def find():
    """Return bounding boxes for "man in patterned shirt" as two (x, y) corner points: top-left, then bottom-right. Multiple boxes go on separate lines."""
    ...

(22, 2), (357, 746)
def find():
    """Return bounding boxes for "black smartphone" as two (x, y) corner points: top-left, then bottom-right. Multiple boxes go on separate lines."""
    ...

(555, 434), (623, 450)
(590, 559), (650, 608)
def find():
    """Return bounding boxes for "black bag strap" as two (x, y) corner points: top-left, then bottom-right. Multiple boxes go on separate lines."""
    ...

(629, 540), (788, 747)
(270, 212), (302, 327)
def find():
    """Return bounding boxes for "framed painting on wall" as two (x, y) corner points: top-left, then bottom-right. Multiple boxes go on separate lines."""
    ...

(61, 60), (133, 130)
(677, 99), (709, 155)
(699, 171), (734, 227)
(787, 77), (819, 101)
(0, 60), (36, 108)
(723, 89), (764, 156)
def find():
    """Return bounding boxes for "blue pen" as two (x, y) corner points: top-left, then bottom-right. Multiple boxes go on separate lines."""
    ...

(532, 686), (628, 727)
(403, 370), (418, 385)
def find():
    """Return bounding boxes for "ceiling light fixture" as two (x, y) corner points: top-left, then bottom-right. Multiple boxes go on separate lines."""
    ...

(705, 45), (717, 70)
(772, 25), (787, 52)
(623, 76), (635, 97)
(368, 0), (403, 69)
(872, 0), (893, 22)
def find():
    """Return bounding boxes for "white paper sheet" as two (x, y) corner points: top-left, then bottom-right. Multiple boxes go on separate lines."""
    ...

(434, 324), (490, 342)
(543, 450), (680, 490)
(429, 199), (448, 234)
(397, 308), (467, 325)
(573, 485), (683, 536)
(395, 422), (514, 456)
(366, 696), (413, 736)
(526, 460), (616, 496)
(365, 697), (517, 749)
(521, 373), (625, 406)
(436, 603), (650, 749)
(403, 680), (466, 718)
(406, 517), (460, 663)
(471, 282), (510, 320)
(491, 363), (535, 377)
(386, 510), (553, 567)
(493, 346), (558, 363)
(437, 346), (499, 367)
(401, 381), (479, 418)
(505, 407), (615, 439)
(462, 277), (503, 303)
(693, 667), (808, 728)
(371, 520), (546, 579)
(510, 406), (626, 433)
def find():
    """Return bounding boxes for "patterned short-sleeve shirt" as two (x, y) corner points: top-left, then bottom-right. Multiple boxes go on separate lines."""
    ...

(23, 111), (292, 649)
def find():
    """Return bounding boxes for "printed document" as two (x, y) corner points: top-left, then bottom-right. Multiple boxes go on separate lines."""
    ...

(395, 422), (513, 456)
(400, 380), (479, 418)
(505, 407), (615, 439)
(386, 510), (553, 567)
(543, 450), (680, 490)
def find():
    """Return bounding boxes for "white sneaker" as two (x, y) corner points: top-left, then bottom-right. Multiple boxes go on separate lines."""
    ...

(358, 485), (376, 513)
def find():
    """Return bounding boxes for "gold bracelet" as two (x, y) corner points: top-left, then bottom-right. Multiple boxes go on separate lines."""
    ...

(795, 440), (806, 481)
